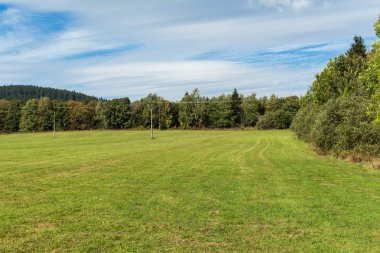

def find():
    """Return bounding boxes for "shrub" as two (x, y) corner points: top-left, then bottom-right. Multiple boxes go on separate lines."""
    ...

(296, 96), (380, 157)
(291, 103), (318, 141)
(257, 113), (275, 129)
(257, 110), (294, 130)
(334, 97), (380, 156)
(309, 99), (341, 152)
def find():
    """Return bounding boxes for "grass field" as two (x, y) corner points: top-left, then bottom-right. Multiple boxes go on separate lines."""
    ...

(0, 130), (379, 252)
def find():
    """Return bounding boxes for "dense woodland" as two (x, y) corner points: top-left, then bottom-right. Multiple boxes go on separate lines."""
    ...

(0, 85), (98, 102)
(0, 89), (300, 132)
(291, 16), (380, 159)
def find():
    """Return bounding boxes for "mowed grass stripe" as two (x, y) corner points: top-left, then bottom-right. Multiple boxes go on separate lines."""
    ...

(0, 130), (379, 252)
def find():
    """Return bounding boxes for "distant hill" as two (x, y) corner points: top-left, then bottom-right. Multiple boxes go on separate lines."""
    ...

(0, 85), (98, 102)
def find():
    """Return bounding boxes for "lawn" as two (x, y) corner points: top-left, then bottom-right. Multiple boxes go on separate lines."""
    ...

(0, 130), (379, 252)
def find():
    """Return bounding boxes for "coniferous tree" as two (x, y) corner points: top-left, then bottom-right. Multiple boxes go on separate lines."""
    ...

(231, 88), (243, 127)
(348, 36), (367, 58)
(309, 36), (368, 105)
(0, 85), (98, 102)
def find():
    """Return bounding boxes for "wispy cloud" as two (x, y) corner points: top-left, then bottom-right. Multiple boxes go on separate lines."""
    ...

(64, 44), (143, 60)
(248, 0), (313, 12)
(191, 37), (376, 70)
(0, 0), (379, 99)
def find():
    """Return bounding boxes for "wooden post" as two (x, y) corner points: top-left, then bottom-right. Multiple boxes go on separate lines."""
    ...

(158, 105), (161, 130)
(53, 110), (56, 138)
(151, 107), (154, 139)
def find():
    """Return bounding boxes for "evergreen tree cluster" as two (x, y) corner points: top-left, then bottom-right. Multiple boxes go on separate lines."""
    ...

(0, 85), (98, 103)
(0, 89), (300, 133)
(291, 15), (380, 158)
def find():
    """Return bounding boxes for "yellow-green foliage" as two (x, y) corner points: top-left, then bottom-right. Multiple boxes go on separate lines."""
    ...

(369, 16), (380, 124)
(360, 15), (380, 124)
(362, 42), (380, 124)
(375, 14), (380, 38)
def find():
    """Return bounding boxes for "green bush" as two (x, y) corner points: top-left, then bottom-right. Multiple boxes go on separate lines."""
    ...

(294, 96), (380, 157)
(290, 103), (318, 141)
(257, 110), (294, 130)
(310, 99), (341, 152)
(333, 97), (380, 156)
(257, 113), (275, 129)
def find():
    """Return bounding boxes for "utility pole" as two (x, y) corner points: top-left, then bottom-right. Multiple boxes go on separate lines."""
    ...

(53, 110), (56, 138)
(158, 105), (161, 130)
(150, 107), (154, 139)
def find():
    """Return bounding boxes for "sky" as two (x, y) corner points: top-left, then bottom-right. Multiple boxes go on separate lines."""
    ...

(0, 0), (379, 100)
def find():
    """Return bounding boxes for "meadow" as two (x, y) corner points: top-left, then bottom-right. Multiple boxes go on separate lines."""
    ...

(0, 130), (379, 252)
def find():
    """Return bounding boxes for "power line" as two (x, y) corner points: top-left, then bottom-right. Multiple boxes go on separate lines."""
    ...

(0, 98), (269, 139)
(0, 98), (263, 111)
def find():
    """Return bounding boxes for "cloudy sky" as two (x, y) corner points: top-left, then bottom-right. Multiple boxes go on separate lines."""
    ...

(0, 0), (379, 100)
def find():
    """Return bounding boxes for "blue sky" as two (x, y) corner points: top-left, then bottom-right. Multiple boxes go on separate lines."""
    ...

(0, 0), (379, 100)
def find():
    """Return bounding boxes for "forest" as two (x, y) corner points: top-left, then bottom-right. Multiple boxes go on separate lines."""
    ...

(0, 89), (300, 132)
(0, 85), (98, 102)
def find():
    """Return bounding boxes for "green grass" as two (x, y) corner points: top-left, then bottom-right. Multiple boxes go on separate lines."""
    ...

(0, 130), (379, 252)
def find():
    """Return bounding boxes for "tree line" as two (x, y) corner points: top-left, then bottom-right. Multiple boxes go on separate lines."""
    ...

(0, 85), (98, 103)
(291, 15), (380, 159)
(0, 89), (300, 132)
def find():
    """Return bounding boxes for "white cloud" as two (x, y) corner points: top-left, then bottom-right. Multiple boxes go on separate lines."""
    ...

(0, 57), (322, 100)
(0, 0), (379, 99)
(292, 0), (312, 11)
(248, 0), (312, 11)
